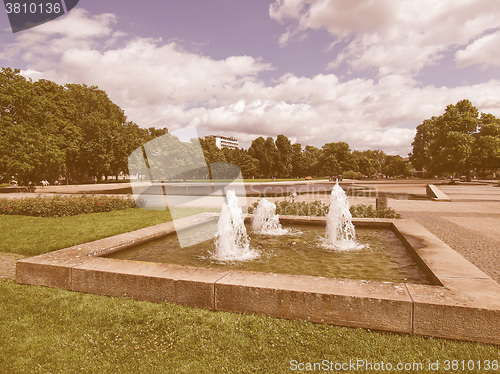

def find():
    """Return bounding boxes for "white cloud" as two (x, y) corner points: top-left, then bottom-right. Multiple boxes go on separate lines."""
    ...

(0, 9), (120, 70)
(456, 30), (500, 68)
(269, 0), (306, 23)
(190, 72), (500, 154)
(28, 8), (116, 39)
(270, 0), (500, 76)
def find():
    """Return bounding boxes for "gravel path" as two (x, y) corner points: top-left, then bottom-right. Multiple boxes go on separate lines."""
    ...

(0, 253), (25, 280)
(400, 211), (500, 283)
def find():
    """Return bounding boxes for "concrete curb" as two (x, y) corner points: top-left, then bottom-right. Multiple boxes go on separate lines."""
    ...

(426, 184), (451, 201)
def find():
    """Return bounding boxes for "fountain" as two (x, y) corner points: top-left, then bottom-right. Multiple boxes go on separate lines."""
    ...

(324, 181), (364, 250)
(102, 185), (430, 284)
(212, 190), (259, 262)
(251, 198), (288, 235)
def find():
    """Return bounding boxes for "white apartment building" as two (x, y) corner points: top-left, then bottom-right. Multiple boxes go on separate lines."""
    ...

(206, 135), (239, 149)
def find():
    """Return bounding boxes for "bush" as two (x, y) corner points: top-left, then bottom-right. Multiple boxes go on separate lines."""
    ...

(0, 194), (141, 217)
(342, 170), (365, 179)
(349, 204), (401, 219)
(249, 200), (401, 219)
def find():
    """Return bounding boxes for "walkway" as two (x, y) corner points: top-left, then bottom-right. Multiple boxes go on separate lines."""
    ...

(391, 183), (500, 283)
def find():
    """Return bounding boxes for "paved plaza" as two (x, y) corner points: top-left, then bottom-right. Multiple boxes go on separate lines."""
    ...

(393, 183), (500, 283)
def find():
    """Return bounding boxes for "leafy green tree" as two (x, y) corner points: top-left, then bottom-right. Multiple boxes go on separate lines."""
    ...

(302, 145), (322, 177)
(382, 155), (409, 177)
(321, 142), (355, 176)
(248, 137), (271, 178)
(432, 100), (478, 179)
(352, 150), (385, 177)
(472, 113), (500, 175)
(290, 143), (304, 177)
(0, 68), (37, 183)
(264, 137), (279, 177)
(199, 137), (227, 166)
(0, 69), (78, 184)
(65, 83), (127, 182)
(275, 134), (292, 178)
(223, 148), (259, 179)
(411, 99), (481, 180)
(113, 121), (150, 179)
(409, 117), (438, 173)
(0, 68), (170, 185)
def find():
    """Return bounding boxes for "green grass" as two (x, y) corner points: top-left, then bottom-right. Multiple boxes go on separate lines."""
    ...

(1, 210), (499, 372)
(0, 209), (174, 257)
(0, 207), (219, 257)
(0, 279), (498, 374)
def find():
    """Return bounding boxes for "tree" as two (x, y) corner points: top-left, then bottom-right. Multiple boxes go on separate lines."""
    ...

(290, 143), (304, 177)
(0, 68), (167, 184)
(409, 117), (438, 173)
(302, 145), (322, 177)
(352, 150), (385, 177)
(382, 155), (409, 177)
(113, 121), (150, 179)
(275, 134), (292, 178)
(248, 137), (271, 178)
(410, 99), (480, 180)
(321, 142), (355, 176)
(199, 137), (226, 166)
(225, 149), (259, 179)
(65, 83), (127, 182)
(0, 69), (80, 184)
(472, 113), (500, 175)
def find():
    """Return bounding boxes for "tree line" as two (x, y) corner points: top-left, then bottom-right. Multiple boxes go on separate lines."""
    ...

(0, 68), (166, 184)
(3, 67), (496, 184)
(200, 135), (409, 179)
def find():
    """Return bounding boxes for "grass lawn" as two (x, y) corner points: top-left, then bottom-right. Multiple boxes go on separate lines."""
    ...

(1, 210), (499, 372)
(1, 279), (499, 374)
(0, 207), (217, 257)
(0, 209), (172, 257)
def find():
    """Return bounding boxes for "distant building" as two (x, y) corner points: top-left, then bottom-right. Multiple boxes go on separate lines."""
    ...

(205, 135), (239, 150)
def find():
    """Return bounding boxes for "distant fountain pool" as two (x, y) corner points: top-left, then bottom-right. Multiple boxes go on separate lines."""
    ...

(104, 220), (432, 284)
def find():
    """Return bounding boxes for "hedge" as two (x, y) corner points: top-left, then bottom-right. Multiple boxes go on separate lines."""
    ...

(0, 194), (140, 217)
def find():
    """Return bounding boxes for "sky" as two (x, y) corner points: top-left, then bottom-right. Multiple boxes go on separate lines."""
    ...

(1, 0), (500, 156)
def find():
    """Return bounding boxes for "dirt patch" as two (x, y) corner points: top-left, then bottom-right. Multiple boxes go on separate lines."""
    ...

(0, 253), (25, 280)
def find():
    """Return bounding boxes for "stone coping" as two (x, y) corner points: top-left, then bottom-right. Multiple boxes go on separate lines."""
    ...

(16, 213), (500, 345)
(426, 184), (451, 201)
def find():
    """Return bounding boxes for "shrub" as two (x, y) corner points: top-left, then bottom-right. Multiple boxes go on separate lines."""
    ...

(342, 170), (365, 179)
(0, 194), (141, 217)
(349, 204), (401, 219)
(249, 200), (401, 219)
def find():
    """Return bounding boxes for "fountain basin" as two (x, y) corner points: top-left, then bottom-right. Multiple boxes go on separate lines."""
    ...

(103, 220), (433, 285)
(16, 213), (500, 345)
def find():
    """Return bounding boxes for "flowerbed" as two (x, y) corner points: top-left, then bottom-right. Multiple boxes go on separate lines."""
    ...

(0, 194), (139, 217)
(249, 200), (401, 219)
